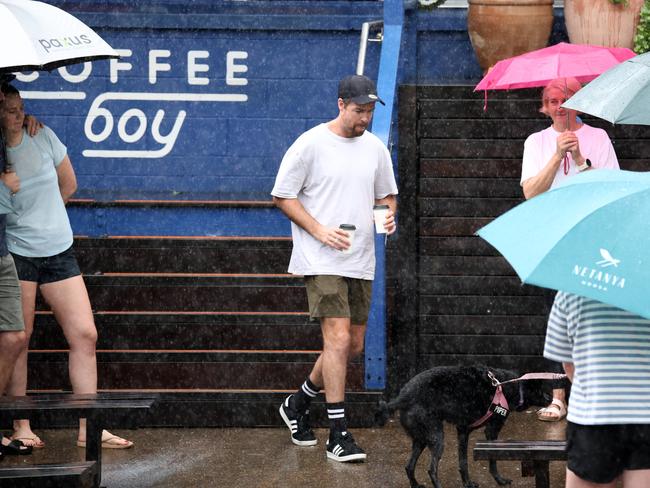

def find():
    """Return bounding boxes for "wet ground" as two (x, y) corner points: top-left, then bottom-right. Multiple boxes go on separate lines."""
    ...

(3, 409), (568, 487)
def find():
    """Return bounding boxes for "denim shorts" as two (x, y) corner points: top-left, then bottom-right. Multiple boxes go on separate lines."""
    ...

(12, 246), (81, 284)
(567, 421), (650, 483)
(304, 275), (372, 325)
(0, 254), (25, 331)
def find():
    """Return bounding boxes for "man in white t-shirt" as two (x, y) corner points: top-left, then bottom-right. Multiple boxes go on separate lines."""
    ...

(272, 74), (398, 463)
(521, 77), (620, 423)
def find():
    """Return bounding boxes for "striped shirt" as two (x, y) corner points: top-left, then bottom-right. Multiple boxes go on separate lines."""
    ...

(544, 292), (650, 425)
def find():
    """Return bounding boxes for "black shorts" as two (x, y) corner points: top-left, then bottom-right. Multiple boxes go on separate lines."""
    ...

(11, 246), (81, 284)
(566, 421), (650, 483)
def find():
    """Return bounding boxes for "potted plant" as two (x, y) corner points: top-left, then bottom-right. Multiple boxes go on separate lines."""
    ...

(564, 0), (644, 48)
(418, 0), (554, 73)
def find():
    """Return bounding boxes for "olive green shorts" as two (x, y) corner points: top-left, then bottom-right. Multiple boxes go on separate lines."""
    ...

(0, 254), (25, 332)
(304, 275), (373, 325)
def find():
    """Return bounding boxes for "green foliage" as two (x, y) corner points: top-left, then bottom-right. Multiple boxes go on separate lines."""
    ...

(609, 0), (628, 5)
(634, 1), (650, 54)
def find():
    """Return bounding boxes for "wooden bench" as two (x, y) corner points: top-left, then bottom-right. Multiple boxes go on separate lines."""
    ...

(0, 462), (97, 487)
(474, 440), (567, 488)
(0, 393), (157, 487)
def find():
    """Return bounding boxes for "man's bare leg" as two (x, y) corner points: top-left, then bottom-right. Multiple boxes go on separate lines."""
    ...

(309, 322), (366, 393)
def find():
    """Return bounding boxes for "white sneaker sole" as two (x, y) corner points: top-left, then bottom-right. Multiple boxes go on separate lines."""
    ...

(279, 403), (317, 447)
(326, 451), (367, 462)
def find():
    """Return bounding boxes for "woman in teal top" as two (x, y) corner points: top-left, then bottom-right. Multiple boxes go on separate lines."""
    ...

(0, 83), (133, 450)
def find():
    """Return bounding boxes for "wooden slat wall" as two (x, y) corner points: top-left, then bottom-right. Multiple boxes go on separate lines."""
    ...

(29, 236), (379, 427)
(389, 84), (650, 386)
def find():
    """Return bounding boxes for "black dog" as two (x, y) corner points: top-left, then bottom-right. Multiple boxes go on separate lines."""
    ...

(376, 365), (551, 488)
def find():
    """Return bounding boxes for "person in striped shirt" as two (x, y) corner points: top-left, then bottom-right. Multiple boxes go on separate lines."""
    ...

(544, 291), (650, 487)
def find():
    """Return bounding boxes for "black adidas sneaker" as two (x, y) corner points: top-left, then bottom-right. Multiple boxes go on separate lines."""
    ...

(326, 431), (366, 462)
(279, 395), (317, 446)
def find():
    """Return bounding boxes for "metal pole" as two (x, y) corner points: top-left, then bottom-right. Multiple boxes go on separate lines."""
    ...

(356, 20), (383, 76)
(365, 0), (403, 391)
(357, 22), (371, 75)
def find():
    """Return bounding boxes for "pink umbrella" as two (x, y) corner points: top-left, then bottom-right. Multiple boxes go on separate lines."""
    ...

(475, 42), (635, 92)
(474, 42), (635, 176)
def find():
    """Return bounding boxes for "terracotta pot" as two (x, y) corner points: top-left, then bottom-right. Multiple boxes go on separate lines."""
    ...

(564, 0), (643, 48)
(468, 0), (554, 73)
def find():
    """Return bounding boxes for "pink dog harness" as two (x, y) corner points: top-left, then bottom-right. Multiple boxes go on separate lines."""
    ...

(469, 385), (510, 429)
(469, 371), (567, 430)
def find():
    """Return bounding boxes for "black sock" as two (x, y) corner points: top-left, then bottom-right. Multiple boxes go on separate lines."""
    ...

(293, 378), (320, 413)
(327, 402), (347, 436)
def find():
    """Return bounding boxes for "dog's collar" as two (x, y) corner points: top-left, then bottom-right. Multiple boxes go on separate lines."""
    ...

(469, 385), (510, 430)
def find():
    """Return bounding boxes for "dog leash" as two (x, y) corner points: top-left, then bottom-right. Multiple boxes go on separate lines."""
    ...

(469, 371), (568, 430)
(488, 371), (567, 386)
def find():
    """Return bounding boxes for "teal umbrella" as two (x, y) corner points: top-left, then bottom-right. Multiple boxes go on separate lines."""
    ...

(562, 52), (650, 125)
(476, 169), (650, 319)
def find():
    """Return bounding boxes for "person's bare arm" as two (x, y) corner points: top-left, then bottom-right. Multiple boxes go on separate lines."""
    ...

(375, 194), (397, 235)
(522, 153), (563, 199)
(273, 196), (351, 251)
(56, 156), (77, 203)
(562, 362), (574, 383)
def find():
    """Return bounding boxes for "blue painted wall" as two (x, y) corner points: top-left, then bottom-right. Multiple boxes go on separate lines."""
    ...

(11, 1), (567, 236)
(16, 1), (386, 207)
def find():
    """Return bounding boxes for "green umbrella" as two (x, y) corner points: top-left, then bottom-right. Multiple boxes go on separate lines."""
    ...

(563, 51), (650, 125)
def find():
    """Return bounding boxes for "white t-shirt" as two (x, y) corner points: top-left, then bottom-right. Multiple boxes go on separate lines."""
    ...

(521, 124), (619, 188)
(271, 123), (398, 279)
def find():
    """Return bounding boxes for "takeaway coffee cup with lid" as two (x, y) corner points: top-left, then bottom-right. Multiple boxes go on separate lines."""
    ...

(373, 204), (389, 234)
(339, 224), (356, 253)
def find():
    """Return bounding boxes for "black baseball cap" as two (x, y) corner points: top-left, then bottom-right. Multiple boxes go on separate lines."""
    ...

(338, 75), (385, 105)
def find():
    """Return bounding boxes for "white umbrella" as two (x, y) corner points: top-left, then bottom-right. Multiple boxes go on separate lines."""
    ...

(0, 0), (118, 72)
(562, 52), (650, 125)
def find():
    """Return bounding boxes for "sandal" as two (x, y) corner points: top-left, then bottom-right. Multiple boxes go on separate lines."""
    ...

(0, 437), (33, 455)
(536, 398), (567, 422)
(77, 431), (134, 450)
(11, 434), (45, 449)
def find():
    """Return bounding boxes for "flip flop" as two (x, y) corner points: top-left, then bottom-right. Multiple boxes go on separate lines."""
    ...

(77, 434), (134, 449)
(536, 398), (567, 422)
(11, 435), (45, 449)
(0, 437), (33, 455)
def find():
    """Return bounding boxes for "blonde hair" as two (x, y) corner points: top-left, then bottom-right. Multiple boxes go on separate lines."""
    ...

(540, 77), (582, 116)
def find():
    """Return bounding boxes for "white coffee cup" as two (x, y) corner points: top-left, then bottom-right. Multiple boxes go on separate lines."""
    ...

(339, 224), (356, 254)
(373, 204), (389, 234)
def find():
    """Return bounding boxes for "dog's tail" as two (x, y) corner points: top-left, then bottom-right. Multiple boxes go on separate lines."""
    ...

(375, 398), (398, 426)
